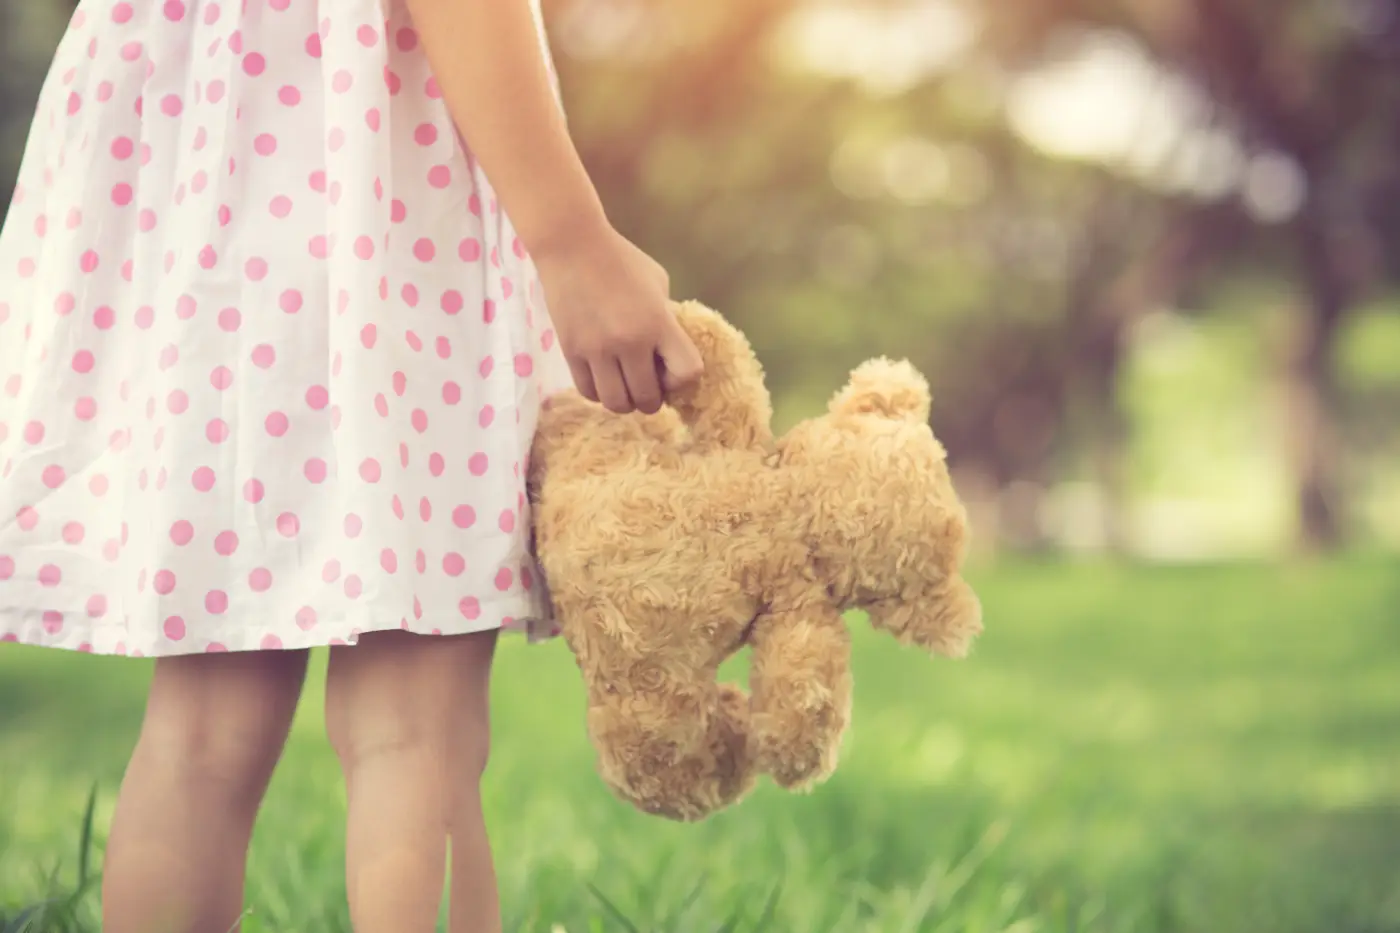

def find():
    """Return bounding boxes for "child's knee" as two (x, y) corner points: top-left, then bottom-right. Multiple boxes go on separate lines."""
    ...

(138, 656), (305, 798)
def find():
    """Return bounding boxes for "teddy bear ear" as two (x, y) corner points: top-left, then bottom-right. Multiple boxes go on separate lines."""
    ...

(828, 358), (931, 423)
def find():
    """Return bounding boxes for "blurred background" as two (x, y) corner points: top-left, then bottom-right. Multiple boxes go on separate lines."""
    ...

(2, 1), (1399, 931)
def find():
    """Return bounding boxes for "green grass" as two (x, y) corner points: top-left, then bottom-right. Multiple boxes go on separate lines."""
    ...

(2, 558), (1399, 932)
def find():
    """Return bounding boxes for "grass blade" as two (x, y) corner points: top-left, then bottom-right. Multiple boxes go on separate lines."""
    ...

(585, 883), (643, 933)
(751, 880), (783, 931)
(76, 784), (98, 889)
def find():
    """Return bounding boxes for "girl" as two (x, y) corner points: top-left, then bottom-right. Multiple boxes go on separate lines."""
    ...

(0, 0), (703, 930)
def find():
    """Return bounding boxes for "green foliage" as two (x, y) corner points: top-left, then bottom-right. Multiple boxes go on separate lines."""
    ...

(3, 560), (1399, 932)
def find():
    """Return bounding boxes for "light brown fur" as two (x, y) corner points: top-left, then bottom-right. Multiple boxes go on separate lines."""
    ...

(527, 302), (982, 821)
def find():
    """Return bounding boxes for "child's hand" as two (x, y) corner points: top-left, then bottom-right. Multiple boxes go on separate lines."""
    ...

(535, 227), (704, 415)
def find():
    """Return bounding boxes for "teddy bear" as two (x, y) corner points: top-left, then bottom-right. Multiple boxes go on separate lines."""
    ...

(526, 301), (982, 821)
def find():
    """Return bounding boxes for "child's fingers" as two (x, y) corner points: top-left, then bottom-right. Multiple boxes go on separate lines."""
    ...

(591, 358), (634, 414)
(568, 358), (598, 403)
(620, 350), (663, 415)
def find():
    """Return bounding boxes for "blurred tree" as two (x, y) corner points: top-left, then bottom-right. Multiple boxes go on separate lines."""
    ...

(982, 0), (1400, 549)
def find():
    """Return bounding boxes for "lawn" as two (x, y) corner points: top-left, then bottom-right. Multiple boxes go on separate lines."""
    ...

(1, 559), (1398, 932)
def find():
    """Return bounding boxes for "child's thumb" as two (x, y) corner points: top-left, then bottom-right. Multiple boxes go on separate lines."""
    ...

(658, 322), (704, 391)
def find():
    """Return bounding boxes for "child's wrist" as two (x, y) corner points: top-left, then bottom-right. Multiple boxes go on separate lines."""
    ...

(517, 190), (612, 265)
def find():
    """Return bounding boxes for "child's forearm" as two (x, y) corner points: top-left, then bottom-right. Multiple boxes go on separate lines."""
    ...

(404, 0), (609, 258)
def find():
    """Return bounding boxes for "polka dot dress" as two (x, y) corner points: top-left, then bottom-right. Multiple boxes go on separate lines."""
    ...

(0, 0), (573, 655)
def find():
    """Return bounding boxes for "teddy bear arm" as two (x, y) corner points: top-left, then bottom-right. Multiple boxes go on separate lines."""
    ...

(664, 301), (774, 451)
(587, 675), (756, 822)
(748, 590), (853, 791)
(867, 573), (983, 659)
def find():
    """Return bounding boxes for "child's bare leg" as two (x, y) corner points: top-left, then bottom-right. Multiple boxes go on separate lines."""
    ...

(325, 629), (500, 933)
(102, 648), (309, 933)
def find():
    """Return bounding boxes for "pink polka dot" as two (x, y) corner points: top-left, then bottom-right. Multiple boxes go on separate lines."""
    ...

(479, 406), (495, 428)
(0, 557), (12, 579)
(354, 236), (375, 260)
(459, 238), (482, 262)
(206, 590), (229, 614)
(278, 288), (303, 313)
(41, 465), (66, 489)
(278, 84), (300, 105)
(249, 568), (273, 592)
(218, 307), (242, 331)
(153, 570), (176, 594)
(419, 497), (433, 521)
(453, 505), (476, 529)
(251, 343), (276, 368)
(344, 575), (363, 599)
(296, 606), (318, 630)
(411, 409), (428, 432)
(265, 412), (289, 436)
(361, 324), (377, 348)
(38, 564), (62, 587)
(499, 509), (516, 533)
(413, 238), (435, 262)
(111, 183), (133, 206)
(442, 552), (466, 576)
(192, 466), (216, 491)
(515, 354), (534, 377)
(332, 69), (353, 93)
(495, 568), (513, 591)
(79, 250), (100, 274)
(380, 549), (398, 573)
(276, 512), (300, 537)
(167, 389), (189, 414)
(428, 165), (451, 188)
(170, 520), (194, 545)
(308, 235), (328, 258)
(245, 257), (268, 281)
(206, 418), (229, 443)
(75, 396), (98, 420)
(442, 382), (462, 405)
(63, 522), (85, 544)
(253, 132), (277, 156)
(160, 94), (183, 116)
(304, 458), (327, 483)
(113, 2), (134, 23)
(359, 458), (381, 483)
(243, 52), (266, 76)
(429, 453), (446, 476)
(86, 594), (107, 617)
(459, 596), (480, 620)
(242, 479), (264, 503)
(344, 513), (363, 537)
(198, 245), (218, 268)
(214, 530), (239, 555)
(482, 300), (496, 324)
(321, 560), (341, 583)
(164, 616), (186, 640)
(414, 122), (438, 146)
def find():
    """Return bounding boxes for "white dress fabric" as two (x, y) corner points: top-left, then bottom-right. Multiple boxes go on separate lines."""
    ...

(0, 0), (573, 655)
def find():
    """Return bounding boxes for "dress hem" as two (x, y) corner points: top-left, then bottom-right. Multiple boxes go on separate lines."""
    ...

(0, 594), (561, 657)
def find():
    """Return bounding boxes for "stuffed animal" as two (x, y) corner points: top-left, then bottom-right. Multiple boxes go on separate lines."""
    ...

(526, 301), (981, 821)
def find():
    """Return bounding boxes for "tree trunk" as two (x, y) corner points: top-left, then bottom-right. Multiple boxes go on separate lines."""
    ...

(1285, 213), (1348, 553)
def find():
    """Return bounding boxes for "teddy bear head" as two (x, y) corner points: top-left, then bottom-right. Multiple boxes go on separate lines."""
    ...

(775, 358), (983, 658)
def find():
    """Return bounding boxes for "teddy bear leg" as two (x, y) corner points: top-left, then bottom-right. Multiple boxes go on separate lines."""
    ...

(588, 681), (756, 821)
(748, 599), (853, 791)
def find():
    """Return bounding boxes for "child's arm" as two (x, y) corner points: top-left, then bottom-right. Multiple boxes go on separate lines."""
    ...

(403, 0), (703, 415)
(403, 0), (605, 261)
